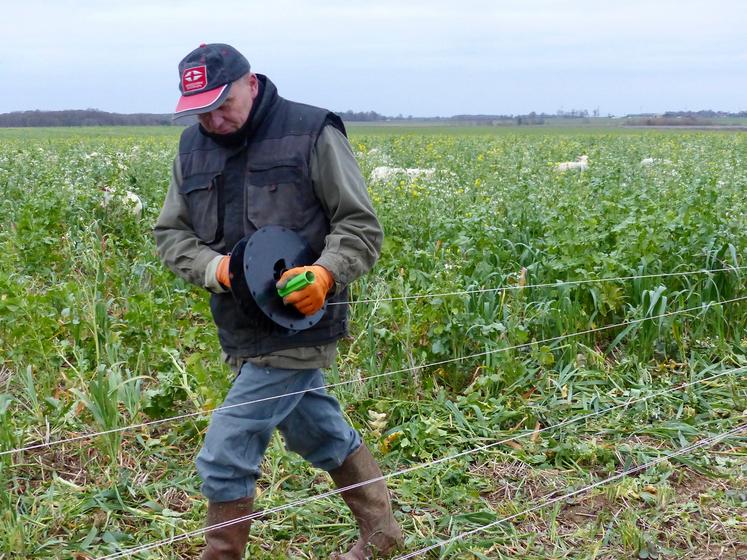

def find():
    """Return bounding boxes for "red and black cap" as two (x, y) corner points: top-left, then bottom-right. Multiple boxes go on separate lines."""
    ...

(174, 43), (251, 119)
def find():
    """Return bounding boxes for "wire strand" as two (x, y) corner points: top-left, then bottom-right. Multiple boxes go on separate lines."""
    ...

(329, 265), (747, 306)
(5, 294), (746, 458)
(94, 365), (746, 559)
(393, 422), (747, 559)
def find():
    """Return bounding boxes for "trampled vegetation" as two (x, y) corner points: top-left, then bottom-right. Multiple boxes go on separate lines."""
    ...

(0, 127), (745, 559)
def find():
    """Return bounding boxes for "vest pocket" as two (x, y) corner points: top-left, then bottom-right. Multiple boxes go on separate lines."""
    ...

(182, 174), (220, 244)
(246, 161), (315, 229)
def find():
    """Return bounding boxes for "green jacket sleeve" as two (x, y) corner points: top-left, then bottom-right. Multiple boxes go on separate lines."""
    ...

(311, 125), (383, 290)
(153, 157), (227, 293)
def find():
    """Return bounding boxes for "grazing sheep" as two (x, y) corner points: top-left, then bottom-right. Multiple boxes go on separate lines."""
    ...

(370, 166), (437, 182)
(555, 155), (589, 172)
(123, 191), (143, 217)
(102, 187), (143, 218)
(357, 147), (392, 165)
(640, 157), (673, 167)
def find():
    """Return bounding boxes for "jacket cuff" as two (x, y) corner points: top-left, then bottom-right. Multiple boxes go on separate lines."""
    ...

(205, 254), (230, 294)
(314, 254), (345, 295)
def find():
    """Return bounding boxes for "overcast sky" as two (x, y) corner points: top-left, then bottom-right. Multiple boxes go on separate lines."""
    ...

(2, 0), (745, 117)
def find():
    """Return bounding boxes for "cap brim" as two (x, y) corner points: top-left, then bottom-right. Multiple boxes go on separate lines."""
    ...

(173, 83), (231, 120)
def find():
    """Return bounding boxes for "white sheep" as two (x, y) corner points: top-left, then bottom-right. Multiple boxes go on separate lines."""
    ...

(640, 157), (673, 167)
(102, 187), (143, 218)
(370, 166), (437, 182)
(123, 191), (143, 217)
(555, 155), (589, 172)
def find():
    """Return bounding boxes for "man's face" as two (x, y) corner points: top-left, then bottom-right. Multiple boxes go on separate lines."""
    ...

(198, 73), (259, 135)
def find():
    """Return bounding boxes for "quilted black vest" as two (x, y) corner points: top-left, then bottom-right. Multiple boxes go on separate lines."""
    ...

(178, 75), (348, 357)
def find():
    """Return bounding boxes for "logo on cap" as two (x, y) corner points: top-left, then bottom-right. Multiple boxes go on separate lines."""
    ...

(182, 65), (207, 92)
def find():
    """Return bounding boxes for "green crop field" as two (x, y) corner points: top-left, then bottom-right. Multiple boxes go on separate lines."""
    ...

(0, 126), (745, 559)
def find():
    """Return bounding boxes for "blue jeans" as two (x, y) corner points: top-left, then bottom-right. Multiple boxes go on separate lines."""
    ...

(196, 362), (361, 502)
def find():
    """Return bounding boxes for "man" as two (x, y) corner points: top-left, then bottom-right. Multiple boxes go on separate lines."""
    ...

(154, 43), (403, 559)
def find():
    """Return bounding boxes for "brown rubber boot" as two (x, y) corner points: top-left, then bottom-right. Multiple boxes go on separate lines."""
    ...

(201, 496), (254, 560)
(328, 445), (404, 559)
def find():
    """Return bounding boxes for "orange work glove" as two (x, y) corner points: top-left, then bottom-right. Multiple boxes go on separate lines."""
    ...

(277, 265), (334, 316)
(216, 255), (231, 288)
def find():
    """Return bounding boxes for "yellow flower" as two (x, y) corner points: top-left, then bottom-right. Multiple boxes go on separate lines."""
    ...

(380, 431), (403, 454)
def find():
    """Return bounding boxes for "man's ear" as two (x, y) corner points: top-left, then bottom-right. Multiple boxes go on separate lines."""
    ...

(247, 73), (259, 98)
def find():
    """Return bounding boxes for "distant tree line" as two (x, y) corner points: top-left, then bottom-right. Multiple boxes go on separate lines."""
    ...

(661, 110), (747, 118)
(625, 115), (714, 126)
(0, 108), (391, 127)
(1, 108), (745, 128)
(0, 109), (174, 127)
(335, 110), (389, 122)
(623, 109), (747, 127)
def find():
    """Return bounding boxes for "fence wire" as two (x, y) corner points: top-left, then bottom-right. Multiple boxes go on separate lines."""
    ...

(4, 292), (745, 459)
(331, 264), (747, 306)
(94, 366), (747, 559)
(4, 293), (746, 458)
(394, 422), (747, 559)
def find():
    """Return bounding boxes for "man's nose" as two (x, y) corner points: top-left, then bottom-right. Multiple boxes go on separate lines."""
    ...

(208, 111), (224, 129)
